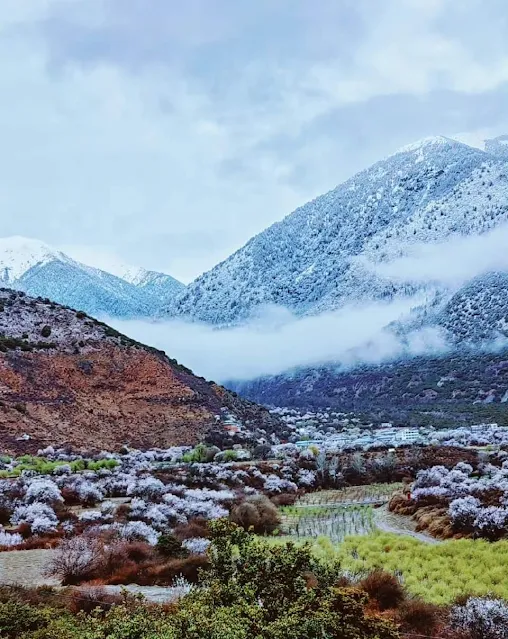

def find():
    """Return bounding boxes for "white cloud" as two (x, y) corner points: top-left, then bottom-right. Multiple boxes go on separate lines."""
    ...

(109, 296), (448, 381)
(367, 224), (508, 286)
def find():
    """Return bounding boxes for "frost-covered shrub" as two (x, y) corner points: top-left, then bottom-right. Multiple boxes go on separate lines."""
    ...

(61, 520), (75, 535)
(0, 528), (23, 547)
(413, 466), (449, 489)
(181, 537), (210, 555)
(53, 464), (72, 475)
(451, 596), (508, 639)
(412, 486), (449, 502)
(45, 536), (103, 585)
(37, 446), (55, 458)
(25, 478), (63, 504)
(183, 499), (228, 520)
(473, 507), (508, 540)
(183, 488), (234, 503)
(79, 511), (106, 523)
(117, 521), (160, 545)
(449, 496), (481, 530)
(272, 443), (299, 459)
(129, 498), (186, 530)
(454, 462), (474, 475)
(297, 469), (317, 487)
(100, 501), (117, 515)
(169, 575), (195, 600)
(11, 503), (58, 535)
(127, 476), (166, 500)
(99, 472), (133, 496)
(59, 477), (104, 505)
(263, 474), (297, 495)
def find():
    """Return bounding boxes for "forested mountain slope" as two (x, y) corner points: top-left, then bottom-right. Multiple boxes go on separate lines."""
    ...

(171, 136), (508, 324)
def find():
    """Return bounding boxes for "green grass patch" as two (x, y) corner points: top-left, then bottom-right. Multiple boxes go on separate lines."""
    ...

(334, 533), (508, 604)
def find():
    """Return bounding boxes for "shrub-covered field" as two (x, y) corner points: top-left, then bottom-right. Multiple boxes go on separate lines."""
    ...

(3, 521), (508, 638)
(311, 533), (508, 604)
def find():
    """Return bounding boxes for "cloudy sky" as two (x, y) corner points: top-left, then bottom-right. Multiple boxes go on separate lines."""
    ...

(1, 0), (508, 282)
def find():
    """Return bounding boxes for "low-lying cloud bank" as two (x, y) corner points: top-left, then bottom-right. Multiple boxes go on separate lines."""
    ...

(110, 226), (508, 383)
(363, 223), (508, 286)
(110, 295), (448, 382)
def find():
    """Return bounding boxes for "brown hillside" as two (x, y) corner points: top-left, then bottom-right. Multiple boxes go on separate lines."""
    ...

(0, 289), (277, 453)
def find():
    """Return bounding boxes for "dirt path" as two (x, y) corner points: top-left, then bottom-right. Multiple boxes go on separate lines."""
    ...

(0, 549), (58, 587)
(0, 549), (184, 603)
(374, 505), (441, 545)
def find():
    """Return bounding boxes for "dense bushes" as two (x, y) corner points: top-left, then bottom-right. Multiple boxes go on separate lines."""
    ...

(0, 522), (401, 638)
(394, 461), (508, 540)
(359, 570), (405, 611)
(450, 596), (508, 639)
(44, 533), (210, 586)
(2, 523), (508, 637)
(230, 495), (281, 534)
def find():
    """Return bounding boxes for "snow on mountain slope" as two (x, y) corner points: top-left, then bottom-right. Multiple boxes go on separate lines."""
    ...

(437, 271), (508, 343)
(171, 136), (508, 324)
(0, 236), (68, 283)
(120, 267), (185, 304)
(17, 259), (156, 318)
(0, 237), (182, 319)
(80, 257), (186, 305)
(485, 134), (508, 160)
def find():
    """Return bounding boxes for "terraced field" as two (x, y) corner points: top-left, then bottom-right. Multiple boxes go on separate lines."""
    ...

(280, 484), (403, 542)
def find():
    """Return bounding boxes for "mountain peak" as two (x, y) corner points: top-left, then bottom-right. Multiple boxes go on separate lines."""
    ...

(393, 135), (467, 156)
(0, 236), (67, 282)
(485, 134), (508, 159)
(172, 131), (508, 324)
(0, 236), (185, 318)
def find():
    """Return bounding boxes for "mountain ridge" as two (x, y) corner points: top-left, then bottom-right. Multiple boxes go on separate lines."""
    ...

(0, 236), (184, 320)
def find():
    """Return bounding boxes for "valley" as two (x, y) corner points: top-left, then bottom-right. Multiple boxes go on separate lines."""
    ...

(3, 136), (508, 639)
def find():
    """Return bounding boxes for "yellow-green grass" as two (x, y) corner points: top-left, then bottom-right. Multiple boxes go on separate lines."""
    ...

(330, 533), (508, 604)
(265, 533), (508, 604)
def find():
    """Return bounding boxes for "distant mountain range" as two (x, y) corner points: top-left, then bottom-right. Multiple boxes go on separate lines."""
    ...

(0, 237), (185, 319)
(5, 133), (508, 414)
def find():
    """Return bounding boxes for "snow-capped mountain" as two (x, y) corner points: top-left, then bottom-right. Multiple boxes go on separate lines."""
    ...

(0, 237), (184, 319)
(171, 135), (508, 324)
(118, 266), (185, 305)
(0, 237), (67, 283)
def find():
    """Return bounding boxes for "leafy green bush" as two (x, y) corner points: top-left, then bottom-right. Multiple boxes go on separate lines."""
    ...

(0, 522), (400, 638)
(156, 533), (188, 558)
(0, 600), (50, 637)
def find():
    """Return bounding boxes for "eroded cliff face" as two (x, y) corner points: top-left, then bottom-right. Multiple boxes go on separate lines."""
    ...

(0, 289), (277, 453)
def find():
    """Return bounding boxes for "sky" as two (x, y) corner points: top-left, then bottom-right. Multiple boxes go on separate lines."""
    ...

(1, 0), (508, 283)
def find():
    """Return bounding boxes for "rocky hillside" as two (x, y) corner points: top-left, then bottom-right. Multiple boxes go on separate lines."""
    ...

(0, 289), (277, 453)
(0, 237), (184, 320)
(230, 348), (508, 427)
(170, 136), (508, 324)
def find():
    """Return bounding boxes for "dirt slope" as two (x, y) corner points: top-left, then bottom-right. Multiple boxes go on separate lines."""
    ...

(0, 289), (276, 453)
